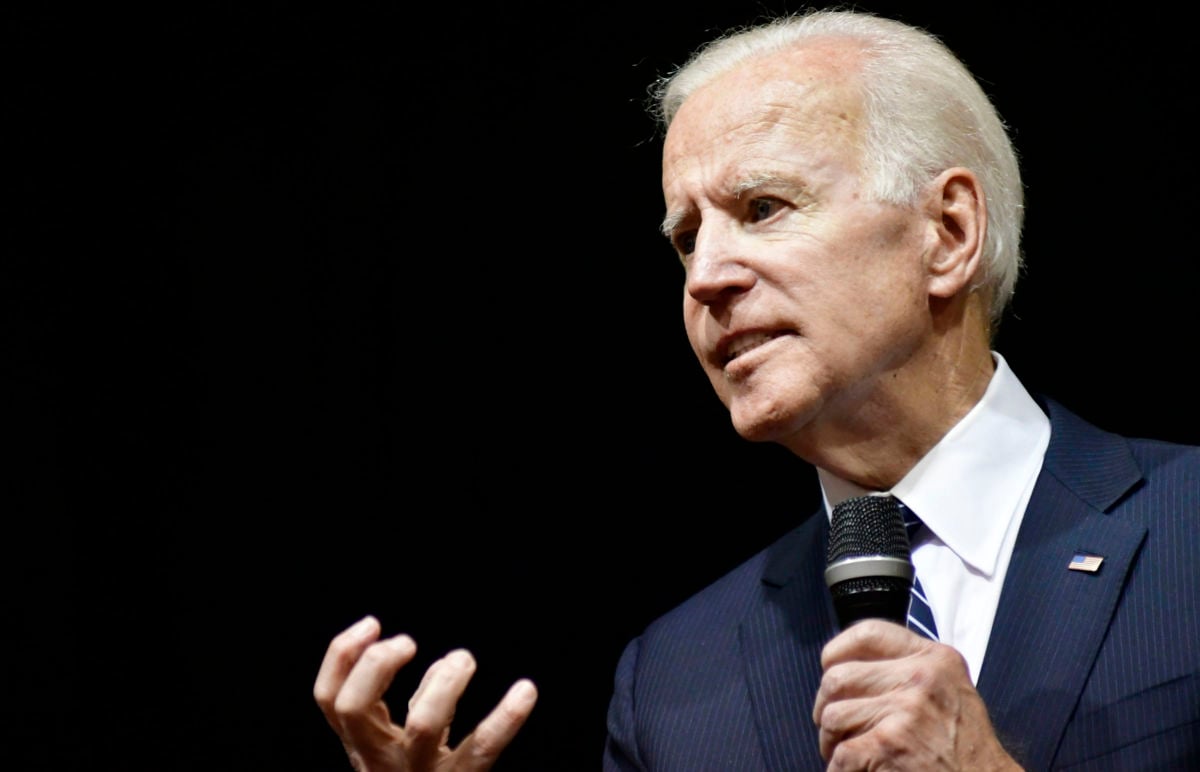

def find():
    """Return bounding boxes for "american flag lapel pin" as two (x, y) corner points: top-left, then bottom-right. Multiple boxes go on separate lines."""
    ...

(1069, 553), (1104, 573)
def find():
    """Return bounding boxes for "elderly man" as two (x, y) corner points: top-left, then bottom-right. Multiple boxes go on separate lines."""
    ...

(315, 10), (1200, 770)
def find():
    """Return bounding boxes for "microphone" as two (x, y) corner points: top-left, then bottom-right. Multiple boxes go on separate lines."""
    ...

(824, 495), (914, 630)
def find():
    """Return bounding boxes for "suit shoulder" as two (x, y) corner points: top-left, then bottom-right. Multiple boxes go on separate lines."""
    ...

(1040, 395), (1200, 511)
(1126, 433), (1200, 471)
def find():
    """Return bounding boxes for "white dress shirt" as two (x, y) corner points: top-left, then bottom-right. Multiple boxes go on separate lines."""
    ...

(819, 352), (1051, 684)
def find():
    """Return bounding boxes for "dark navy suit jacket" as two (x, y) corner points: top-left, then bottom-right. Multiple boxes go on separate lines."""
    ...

(604, 397), (1200, 770)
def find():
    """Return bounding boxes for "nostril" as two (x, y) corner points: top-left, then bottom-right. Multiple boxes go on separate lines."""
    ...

(686, 260), (755, 306)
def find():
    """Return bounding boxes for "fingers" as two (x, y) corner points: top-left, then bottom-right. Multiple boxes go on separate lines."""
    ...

(335, 635), (418, 750)
(813, 623), (990, 768)
(812, 621), (928, 726)
(403, 649), (479, 768)
(813, 657), (906, 730)
(312, 616), (539, 772)
(819, 619), (927, 669)
(314, 615), (419, 770)
(455, 679), (539, 766)
(816, 695), (869, 764)
(816, 690), (925, 762)
(314, 615), (386, 728)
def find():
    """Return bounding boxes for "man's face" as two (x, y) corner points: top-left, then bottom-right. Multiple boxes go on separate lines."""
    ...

(661, 46), (935, 453)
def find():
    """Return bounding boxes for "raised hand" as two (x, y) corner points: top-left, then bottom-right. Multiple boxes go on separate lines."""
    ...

(314, 616), (538, 772)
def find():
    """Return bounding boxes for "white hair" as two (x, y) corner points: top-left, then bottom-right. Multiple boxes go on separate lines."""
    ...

(652, 10), (1024, 329)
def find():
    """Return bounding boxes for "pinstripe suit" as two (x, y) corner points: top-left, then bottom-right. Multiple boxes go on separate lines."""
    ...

(604, 397), (1200, 770)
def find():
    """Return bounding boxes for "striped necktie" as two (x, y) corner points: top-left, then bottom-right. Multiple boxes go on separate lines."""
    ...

(897, 500), (940, 641)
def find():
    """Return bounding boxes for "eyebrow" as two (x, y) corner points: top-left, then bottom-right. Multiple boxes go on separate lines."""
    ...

(659, 210), (687, 240)
(659, 172), (796, 239)
(731, 173), (791, 197)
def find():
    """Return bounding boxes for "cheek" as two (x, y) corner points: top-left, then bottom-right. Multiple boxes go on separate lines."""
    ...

(828, 236), (924, 316)
(682, 296), (704, 351)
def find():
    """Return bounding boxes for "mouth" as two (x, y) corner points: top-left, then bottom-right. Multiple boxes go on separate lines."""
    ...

(719, 330), (793, 366)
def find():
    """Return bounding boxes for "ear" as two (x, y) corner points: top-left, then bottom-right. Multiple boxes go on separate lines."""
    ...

(923, 167), (985, 299)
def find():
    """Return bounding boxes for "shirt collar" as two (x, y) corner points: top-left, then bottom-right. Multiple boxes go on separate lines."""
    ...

(820, 352), (1050, 577)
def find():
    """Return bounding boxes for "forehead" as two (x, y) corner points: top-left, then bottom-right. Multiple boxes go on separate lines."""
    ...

(662, 42), (866, 194)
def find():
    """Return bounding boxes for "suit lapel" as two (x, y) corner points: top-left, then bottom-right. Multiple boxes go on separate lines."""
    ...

(729, 399), (1148, 769)
(739, 511), (835, 771)
(977, 398), (1147, 769)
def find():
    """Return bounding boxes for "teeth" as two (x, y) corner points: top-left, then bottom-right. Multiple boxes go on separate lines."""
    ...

(726, 332), (783, 362)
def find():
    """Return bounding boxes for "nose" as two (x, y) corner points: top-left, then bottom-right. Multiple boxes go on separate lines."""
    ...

(685, 225), (756, 306)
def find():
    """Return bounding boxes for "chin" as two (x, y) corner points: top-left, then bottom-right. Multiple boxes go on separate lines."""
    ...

(728, 398), (807, 445)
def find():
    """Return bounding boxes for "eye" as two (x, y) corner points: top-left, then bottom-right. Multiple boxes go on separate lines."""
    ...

(674, 230), (697, 258)
(748, 197), (784, 223)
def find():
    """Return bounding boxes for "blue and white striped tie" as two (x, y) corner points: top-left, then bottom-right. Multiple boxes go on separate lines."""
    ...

(898, 501), (940, 641)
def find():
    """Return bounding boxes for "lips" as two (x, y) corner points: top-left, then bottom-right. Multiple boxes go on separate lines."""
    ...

(719, 330), (792, 365)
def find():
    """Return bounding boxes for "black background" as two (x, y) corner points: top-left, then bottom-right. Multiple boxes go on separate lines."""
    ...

(6, 3), (1198, 770)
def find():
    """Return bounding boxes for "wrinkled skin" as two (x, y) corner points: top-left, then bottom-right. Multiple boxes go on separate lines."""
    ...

(813, 620), (1022, 771)
(662, 41), (995, 488)
(666, 40), (1020, 771)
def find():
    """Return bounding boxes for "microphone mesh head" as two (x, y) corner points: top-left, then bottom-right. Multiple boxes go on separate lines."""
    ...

(825, 495), (914, 629)
(827, 495), (910, 564)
